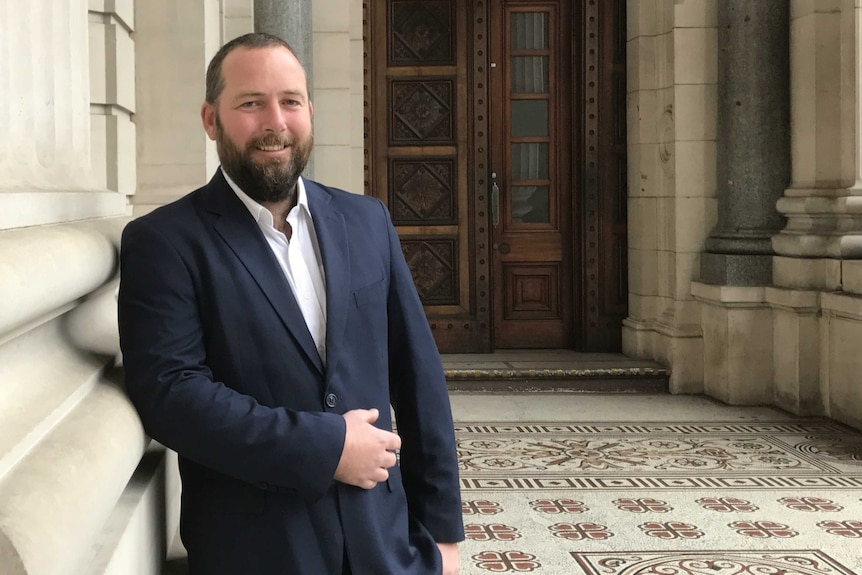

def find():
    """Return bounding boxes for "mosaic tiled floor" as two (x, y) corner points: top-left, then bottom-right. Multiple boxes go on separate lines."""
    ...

(454, 419), (862, 574)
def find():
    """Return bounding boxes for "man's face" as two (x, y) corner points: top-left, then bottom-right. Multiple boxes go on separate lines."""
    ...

(202, 46), (314, 204)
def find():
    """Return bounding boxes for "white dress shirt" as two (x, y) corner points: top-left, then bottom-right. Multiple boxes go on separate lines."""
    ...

(224, 170), (328, 364)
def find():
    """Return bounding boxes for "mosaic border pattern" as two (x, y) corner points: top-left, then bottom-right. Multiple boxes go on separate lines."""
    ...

(570, 550), (857, 575)
(457, 421), (862, 491)
(455, 422), (853, 435)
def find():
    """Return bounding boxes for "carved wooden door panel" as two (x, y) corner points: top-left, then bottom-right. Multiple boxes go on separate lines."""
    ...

(489, 1), (573, 348)
(365, 0), (492, 352)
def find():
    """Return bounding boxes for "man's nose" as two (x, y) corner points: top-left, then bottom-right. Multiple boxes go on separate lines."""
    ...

(262, 101), (288, 132)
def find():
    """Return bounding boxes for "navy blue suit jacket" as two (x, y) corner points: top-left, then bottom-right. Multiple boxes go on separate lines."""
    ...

(118, 170), (464, 574)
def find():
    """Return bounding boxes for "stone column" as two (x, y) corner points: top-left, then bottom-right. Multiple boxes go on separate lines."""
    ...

(772, 1), (862, 273)
(700, 0), (790, 286)
(255, 0), (314, 177)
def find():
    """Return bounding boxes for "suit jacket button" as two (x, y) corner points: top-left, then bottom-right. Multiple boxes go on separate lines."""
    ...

(325, 393), (337, 408)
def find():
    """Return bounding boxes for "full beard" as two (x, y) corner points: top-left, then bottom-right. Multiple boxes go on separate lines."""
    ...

(215, 116), (313, 205)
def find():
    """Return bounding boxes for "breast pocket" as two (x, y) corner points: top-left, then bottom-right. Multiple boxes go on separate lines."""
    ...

(352, 278), (386, 308)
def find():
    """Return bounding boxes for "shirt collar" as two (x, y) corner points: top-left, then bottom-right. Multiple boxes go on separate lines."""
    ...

(222, 167), (310, 227)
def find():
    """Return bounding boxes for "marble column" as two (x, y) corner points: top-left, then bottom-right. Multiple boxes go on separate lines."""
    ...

(700, 0), (790, 285)
(255, 0), (314, 177)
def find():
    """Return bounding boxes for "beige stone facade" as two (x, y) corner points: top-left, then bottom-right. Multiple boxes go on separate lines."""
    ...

(1, 0), (860, 573)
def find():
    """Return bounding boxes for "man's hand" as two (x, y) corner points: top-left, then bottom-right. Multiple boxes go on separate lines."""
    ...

(437, 542), (460, 575)
(334, 409), (401, 489)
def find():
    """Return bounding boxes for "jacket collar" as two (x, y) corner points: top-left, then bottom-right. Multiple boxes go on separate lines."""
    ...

(201, 169), (350, 379)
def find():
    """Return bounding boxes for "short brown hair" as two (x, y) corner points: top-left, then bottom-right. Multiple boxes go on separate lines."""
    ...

(205, 32), (301, 105)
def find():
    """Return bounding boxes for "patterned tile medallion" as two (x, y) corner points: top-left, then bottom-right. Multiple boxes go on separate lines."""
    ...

(570, 551), (857, 575)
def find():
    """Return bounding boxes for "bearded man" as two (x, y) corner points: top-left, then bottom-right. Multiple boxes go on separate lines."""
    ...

(117, 32), (464, 575)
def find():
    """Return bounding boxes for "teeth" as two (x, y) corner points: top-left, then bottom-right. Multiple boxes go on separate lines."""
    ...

(258, 144), (285, 151)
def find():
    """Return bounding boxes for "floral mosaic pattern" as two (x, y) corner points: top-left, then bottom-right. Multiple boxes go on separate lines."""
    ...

(728, 521), (799, 538)
(638, 522), (704, 539)
(472, 550), (541, 572)
(778, 496), (843, 512)
(463, 500), (504, 515)
(465, 524), (521, 542)
(614, 498), (672, 513)
(817, 520), (862, 538)
(529, 499), (588, 514)
(696, 497), (758, 512)
(548, 522), (613, 541)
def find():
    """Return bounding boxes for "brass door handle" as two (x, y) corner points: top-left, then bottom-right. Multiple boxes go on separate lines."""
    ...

(491, 172), (500, 227)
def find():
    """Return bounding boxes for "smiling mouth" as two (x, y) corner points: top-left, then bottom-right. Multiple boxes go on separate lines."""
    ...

(256, 144), (289, 152)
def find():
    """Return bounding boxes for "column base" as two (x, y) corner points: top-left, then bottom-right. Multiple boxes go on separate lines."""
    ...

(700, 252), (772, 285)
(691, 282), (773, 405)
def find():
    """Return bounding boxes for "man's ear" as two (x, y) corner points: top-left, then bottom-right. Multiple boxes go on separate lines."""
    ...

(201, 102), (217, 140)
(308, 100), (313, 118)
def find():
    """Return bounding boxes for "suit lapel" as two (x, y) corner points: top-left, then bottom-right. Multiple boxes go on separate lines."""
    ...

(306, 180), (350, 379)
(202, 171), (324, 374)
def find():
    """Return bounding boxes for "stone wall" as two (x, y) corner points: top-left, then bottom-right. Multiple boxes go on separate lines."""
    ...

(622, 0), (717, 392)
(0, 2), (172, 574)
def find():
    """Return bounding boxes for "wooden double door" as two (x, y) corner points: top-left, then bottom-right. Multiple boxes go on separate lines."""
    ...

(365, 0), (627, 353)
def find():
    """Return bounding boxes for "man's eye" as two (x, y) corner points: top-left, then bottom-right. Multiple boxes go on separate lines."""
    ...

(240, 101), (258, 108)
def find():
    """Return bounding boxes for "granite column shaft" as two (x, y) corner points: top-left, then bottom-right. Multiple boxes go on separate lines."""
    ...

(700, 0), (790, 285)
(254, 0), (315, 178)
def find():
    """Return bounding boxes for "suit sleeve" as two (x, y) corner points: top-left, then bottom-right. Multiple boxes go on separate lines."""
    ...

(380, 202), (465, 543)
(118, 217), (345, 500)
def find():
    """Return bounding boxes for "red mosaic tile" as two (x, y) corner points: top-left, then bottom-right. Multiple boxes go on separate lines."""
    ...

(465, 524), (522, 542)
(473, 550), (541, 572)
(529, 499), (588, 514)
(696, 497), (759, 512)
(613, 498), (671, 513)
(638, 521), (704, 539)
(778, 496), (844, 512)
(463, 500), (504, 515)
(729, 520), (799, 538)
(548, 522), (613, 541)
(817, 520), (862, 538)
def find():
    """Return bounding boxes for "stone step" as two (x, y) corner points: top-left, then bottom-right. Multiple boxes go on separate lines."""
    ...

(441, 351), (669, 393)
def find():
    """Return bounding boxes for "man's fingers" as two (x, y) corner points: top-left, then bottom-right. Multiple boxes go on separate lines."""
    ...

(385, 431), (402, 451)
(364, 408), (379, 423)
(336, 408), (401, 488)
(357, 466), (389, 490)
